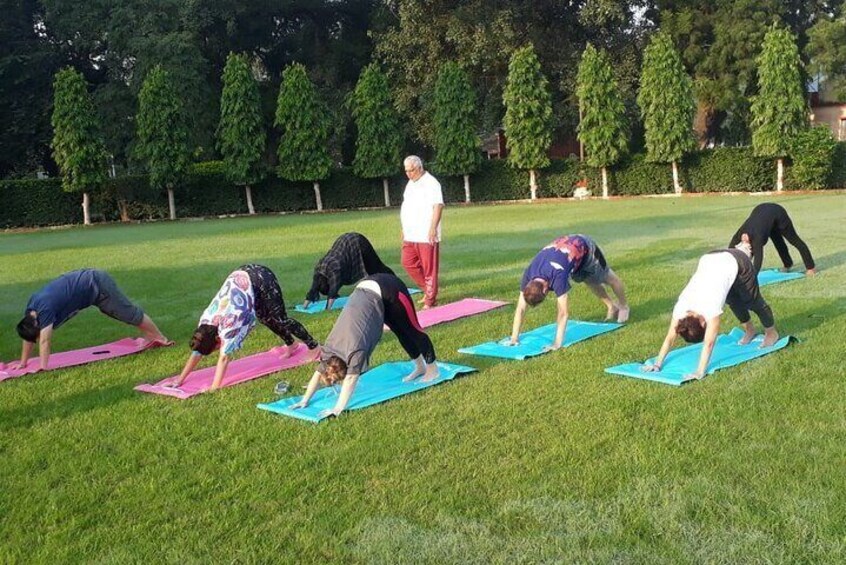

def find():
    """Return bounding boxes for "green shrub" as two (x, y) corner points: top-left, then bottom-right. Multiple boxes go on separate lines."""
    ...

(829, 142), (846, 188)
(684, 148), (772, 193)
(0, 178), (81, 228)
(788, 126), (840, 189)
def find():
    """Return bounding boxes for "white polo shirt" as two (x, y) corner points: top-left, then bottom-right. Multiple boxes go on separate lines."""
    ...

(672, 251), (739, 321)
(400, 171), (444, 243)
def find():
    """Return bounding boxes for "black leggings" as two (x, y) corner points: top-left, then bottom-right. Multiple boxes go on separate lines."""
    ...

(729, 203), (815, 272)
(371, 273), (435, 364)
(358, 235), (395, 277)
(241, 264), (318, 349)
(716, 250), (775, 328)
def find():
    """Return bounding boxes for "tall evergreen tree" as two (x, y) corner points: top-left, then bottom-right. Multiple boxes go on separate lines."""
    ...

(433, 62), (480, 203)
(218, 52), (266, 215)
(51, 67), (108, 225)
(275, 63), (332, 211)
(135, 65), (191, 220)
(751, 26), (807, 191)
(349, 63), (404, 207)
(576, 44), (629, 199)
(503, 45), (553, 200)
(637, 31), (695, 195)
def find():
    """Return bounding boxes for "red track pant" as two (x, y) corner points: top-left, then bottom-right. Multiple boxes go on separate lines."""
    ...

(401, 241), (440, 307)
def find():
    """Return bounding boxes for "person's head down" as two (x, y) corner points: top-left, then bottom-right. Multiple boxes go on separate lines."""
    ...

(16, 312), (40, 343)
(320, 355), (348, 385)
(523, 279), (547, 307)
(677, 314), (706, 343)
(190, 324), (220, 355)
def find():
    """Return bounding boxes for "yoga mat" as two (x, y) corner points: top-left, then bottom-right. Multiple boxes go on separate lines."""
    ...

(458, 320), (623, 360)
(257, 361), (477, 423)
(135, 344), (316, 399)
(605, 327), (796, 386)
(397, 298), (508, 330)
(0, 338), (172, 382)
(294, 288), (422, 314)
(757, 269), (805, 287)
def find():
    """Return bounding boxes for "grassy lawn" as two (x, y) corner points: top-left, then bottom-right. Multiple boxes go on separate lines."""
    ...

(1, 193), (844, 563)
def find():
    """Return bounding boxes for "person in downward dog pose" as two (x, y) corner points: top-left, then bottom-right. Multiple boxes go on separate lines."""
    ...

(171, 264), (319, 391)
(643, 245), (779, 381)
(728, 202), (816, 274)
(509, 235), (629, 351)
(303, 232), (395, 311)
(293, 273), (438, 418)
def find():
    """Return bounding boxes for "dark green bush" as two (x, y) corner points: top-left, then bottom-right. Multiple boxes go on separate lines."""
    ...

(684, 148), (772, 193)
(0, 178), (81, 228)
(830, 142), (846, 188)
(788, 126), (840, 189)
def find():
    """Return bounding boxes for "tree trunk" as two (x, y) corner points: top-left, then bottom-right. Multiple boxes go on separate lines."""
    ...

(671, 161), (682, 195)
(167, 187), (176, 220)
(82, 192), (91, 225)
(529, 169), (538, 200)
(601, 167), (609, 199)
(693, 101), (717, 149)
(118, 200), (130, 222)
(313, 181), (323, 211)
(463, 174), (471, 203)
(776, 159), (784, 191)
(382, 178), (391, 207)
(245, 185), (256, 215)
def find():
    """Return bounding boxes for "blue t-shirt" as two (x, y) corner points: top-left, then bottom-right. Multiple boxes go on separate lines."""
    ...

(25, 269), (100, 329)
(520, 236), (590, 297)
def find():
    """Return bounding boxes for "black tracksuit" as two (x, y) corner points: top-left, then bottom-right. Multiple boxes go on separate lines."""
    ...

(729, 203), (815, 273)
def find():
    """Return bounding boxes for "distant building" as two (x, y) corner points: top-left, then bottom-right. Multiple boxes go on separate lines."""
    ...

(810, 83), (846, 141)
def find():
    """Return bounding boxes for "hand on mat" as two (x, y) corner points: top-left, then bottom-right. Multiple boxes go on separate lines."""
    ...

(683, 371), (704, 381)
(7, 361), (27, 371)
(290, 400), (308, 410)
(501, 338), (519, 347)
(640, 362), (661, 372)
(542, 343), (560, 353)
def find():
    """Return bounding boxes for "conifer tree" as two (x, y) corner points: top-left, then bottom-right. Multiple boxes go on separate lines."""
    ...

(751, 26), (807, 191)
(349, 63), (403, 207)
(218, 52), (266, 214)
(637, 32), (696, 195)
(433, 62), (480, 202)
(503, 45), (553, 200)
(576, 44), (629, 199)
(51, 67), (108, 225)
(275, 63), (332, 211)
(136, 65), (191, 220)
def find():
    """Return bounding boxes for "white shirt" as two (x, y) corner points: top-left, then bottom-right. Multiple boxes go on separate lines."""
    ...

(356, 279), (382, 297)
(672, 252), (739, 321)
(400, 171), (444, 243)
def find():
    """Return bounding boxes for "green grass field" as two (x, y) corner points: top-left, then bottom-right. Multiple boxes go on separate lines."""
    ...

(1, 193), (844, 563)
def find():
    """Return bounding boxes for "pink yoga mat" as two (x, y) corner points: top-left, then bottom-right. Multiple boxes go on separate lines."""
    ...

(135, 344), (316, 399)
(0, 338), (171, 382)
(386, 298), (508, 331)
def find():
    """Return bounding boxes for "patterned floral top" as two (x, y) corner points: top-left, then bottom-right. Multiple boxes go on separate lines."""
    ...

(199, 270), (256, 355)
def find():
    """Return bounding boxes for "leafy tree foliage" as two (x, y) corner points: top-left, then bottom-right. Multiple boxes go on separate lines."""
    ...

(135, 65), (191, 219)
(218, 52), (266, 214)
(275, 63), (332, 211)
(503, 45), (553, 200)
(349, 63), (404, 206)
(637, 31), (695, 194)
(576, 44), (628, 198)
(51, 67), (108, 225)
(432, 62), (480, 202)
(751, 26), (807, 191)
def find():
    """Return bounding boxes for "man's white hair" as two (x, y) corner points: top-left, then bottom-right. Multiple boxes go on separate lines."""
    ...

(404, 155), (424, 170)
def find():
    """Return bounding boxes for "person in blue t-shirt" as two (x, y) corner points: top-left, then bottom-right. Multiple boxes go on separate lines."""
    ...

(12, 269), (170, 372)
(509, 235), (629, 351)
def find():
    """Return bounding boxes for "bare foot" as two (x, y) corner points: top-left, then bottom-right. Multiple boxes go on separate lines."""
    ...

(739, 329), (756, 345)
(605, 304), (619, 321)
(616, 306), (630, 324)
(277, 345), (292, 359)
(806, 268), (817, 276)
(402, 365), (425, 382)
(421, 363), (440, 382)
(760, 328), (779, 348)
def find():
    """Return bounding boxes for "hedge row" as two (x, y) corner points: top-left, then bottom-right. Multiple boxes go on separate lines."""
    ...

(2, 144), (844, 229)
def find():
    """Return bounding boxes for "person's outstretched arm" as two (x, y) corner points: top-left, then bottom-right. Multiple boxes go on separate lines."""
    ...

(550, 293), (570, 350)
(292, 371), (326, 409)
(208, 353), (231, 391)
(173, 352), (202, 387)
(321, 373), (360, 418)
(644, 319), (679, 372)
(13, 340), (35, 370)
(37, 324), (54, 370)
(691, 317), (721, 379)
(509, 293), (528, 345)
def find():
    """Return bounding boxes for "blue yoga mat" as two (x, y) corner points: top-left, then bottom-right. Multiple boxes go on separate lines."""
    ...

(294, 288), (422, 314)
(458, 320), (622, 360)
(605, 327), (796, 386)
(757, 269), (805, 287)
(257, 360), (476, 423)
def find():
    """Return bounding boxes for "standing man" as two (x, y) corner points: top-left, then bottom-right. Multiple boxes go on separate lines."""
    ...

(400, 155), (444, 310)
